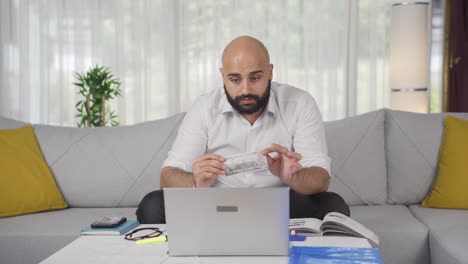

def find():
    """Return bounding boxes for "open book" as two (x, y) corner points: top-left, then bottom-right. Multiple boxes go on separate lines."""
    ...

(289, 212), (379, 246)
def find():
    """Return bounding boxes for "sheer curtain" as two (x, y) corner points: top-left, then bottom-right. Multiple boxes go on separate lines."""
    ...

(0, 0), (390, 125)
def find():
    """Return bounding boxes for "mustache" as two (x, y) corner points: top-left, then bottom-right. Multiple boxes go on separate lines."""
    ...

(236, 94), (260, 101)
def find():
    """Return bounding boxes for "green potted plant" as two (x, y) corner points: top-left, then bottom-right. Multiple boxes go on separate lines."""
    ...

(73, 65), (122, 127)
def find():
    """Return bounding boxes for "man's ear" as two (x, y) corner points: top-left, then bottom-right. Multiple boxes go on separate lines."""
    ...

(219, 67), (225, 78)
(269, 64), (274, 79)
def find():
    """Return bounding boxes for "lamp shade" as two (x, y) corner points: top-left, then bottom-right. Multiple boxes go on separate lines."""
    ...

(390, 2), (430, 113)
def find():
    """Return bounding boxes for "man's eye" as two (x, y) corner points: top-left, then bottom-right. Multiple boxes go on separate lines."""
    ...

(250, 76), (261, 81)
(230, 78), (240, 83)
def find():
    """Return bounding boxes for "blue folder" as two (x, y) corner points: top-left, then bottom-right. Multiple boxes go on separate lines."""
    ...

(289, 246), (384, 264)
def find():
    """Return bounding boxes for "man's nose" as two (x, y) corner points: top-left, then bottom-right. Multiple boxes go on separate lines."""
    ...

(239, 80), (252, 94)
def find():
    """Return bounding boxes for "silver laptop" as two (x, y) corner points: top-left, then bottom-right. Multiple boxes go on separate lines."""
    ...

(163, 187), (290, 256)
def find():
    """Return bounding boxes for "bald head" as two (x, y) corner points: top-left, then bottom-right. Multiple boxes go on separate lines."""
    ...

(221, 36), (270, 69)
(220, 36), (273, 120)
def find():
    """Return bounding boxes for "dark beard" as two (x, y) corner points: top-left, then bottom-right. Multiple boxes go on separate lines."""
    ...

(224, 80), (271, 115)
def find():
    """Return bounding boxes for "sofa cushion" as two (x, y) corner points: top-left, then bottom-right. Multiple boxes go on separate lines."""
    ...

(385, 110), (468, 204)
(324, 109), (386, 205)
(409, 205), (468, 264)
(0, 125), (67, 218)
(350, 205), (429, 264)
(0, 116), (29, 129)
(33, 113), (185, 207)
(0, 207), (137, 264)
(422, 115), (468, 209)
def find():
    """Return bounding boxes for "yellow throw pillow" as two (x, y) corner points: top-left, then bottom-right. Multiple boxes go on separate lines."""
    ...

(422, 115), (468, 209)
(0, 125), (67, 217)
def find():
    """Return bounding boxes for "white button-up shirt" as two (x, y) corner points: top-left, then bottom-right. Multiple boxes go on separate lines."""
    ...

(162, 82), (331, 188)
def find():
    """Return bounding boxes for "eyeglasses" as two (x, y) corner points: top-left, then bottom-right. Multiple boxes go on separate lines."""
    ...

(124, 227), (163, 241)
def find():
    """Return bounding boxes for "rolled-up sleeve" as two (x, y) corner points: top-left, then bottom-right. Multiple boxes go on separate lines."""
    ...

(162, 99), (208, 173)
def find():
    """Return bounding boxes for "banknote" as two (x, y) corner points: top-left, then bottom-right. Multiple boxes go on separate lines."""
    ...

(223, 151), (269, 176)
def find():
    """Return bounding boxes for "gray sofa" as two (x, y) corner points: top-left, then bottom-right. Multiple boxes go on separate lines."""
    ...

(1, 109), (468, 264)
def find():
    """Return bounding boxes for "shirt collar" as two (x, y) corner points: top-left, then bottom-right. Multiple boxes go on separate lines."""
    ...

(220, 90), (235, 114)
(219, 86), (278, 117)
(265, 90), (278, 117)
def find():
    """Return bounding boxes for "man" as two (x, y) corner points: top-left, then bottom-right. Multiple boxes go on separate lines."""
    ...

(136, 36), (349, 224)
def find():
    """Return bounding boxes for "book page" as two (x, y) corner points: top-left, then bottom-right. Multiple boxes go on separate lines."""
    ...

(320, 212), (379, 245)
(290, 236), (372, 248)
(289, 218), (322, 235)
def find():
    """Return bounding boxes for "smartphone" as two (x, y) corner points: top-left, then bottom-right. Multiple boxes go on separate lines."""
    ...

(91, 216), (127, 228)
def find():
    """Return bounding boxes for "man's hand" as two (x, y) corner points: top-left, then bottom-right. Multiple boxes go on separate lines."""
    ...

(261, 144), (302, 185)
(192, 153), (226, 187)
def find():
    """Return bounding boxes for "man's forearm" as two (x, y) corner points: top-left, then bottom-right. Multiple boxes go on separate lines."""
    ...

(160, 166), (195, 188)
(288, 166), (330, 195)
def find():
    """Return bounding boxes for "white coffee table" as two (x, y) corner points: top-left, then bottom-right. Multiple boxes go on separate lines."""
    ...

(40, 224), (371, 264)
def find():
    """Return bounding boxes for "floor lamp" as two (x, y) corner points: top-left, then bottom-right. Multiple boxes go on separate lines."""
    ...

(390, 2), (430, 113)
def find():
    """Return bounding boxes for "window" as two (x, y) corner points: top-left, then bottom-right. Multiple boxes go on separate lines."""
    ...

(0, 0), (393, 125)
